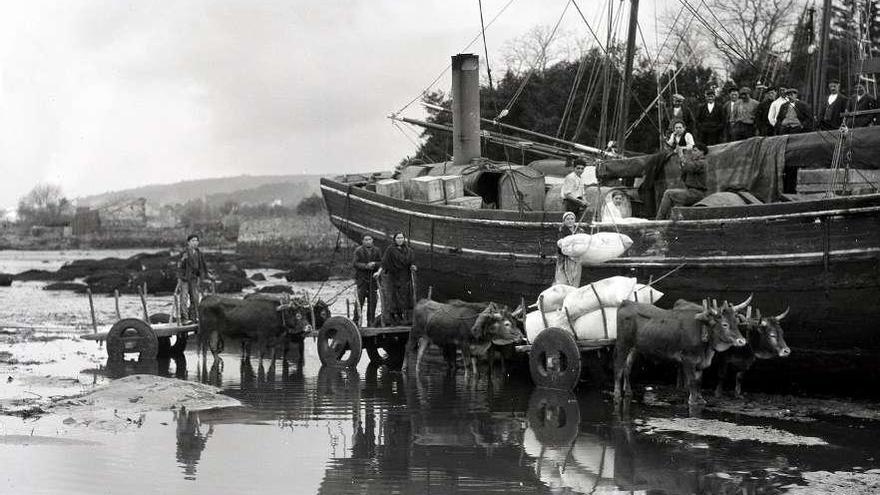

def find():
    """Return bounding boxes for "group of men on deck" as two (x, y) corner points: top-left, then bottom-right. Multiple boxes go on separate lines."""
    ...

(663, 81), (878, 146)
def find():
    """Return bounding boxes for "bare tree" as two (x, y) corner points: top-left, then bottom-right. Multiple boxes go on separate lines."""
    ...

(17, 183), (70, 226)
(500, 25), (583, 75)
(661, 0), (799, 82)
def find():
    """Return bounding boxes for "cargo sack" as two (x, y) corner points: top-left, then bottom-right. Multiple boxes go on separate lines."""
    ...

(562, 276), (637, 320)
(524, 308), (573, 344)
(627, 284), (664, 304)
(571, 307), (618, 340)
(536, 284), (577, 312)
(557, 232), (634, 265)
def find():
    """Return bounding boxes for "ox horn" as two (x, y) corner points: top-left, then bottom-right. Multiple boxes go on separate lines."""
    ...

(746, 306), (752, 320)
(731, 293), (753, 312)
(755, 308), (762, 320)
(702, 299), (709, 312)
(775, 306), (790, 321)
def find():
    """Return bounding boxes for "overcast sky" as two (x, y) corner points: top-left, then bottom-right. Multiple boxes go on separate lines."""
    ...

(0, 0), (671, 208)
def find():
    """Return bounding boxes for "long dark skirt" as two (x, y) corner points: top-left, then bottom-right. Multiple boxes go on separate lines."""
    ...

(383, 272), (412, 319)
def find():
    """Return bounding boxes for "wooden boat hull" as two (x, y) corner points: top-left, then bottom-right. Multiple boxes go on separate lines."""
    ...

(321, 178), (880, 351)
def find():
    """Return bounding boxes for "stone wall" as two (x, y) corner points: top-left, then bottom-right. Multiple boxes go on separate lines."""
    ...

(237, 215), (352, 262)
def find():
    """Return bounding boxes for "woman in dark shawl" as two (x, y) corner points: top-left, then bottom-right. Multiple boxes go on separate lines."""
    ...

(555, 211), (585, 286)
(375, 232), (417, 324)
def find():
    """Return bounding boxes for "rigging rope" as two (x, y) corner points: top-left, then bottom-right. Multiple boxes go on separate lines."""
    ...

(477, 0), (495, 91)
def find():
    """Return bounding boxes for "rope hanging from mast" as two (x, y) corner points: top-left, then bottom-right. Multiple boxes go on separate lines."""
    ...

(477, 0), (495, 91)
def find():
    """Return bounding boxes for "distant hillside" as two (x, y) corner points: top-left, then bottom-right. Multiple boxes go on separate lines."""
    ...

(78, 175), (323, 207)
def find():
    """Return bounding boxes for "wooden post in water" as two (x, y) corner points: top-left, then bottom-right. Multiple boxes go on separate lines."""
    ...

(113, 289), (121, 320)
(87, 287), (98, 333)
(139, 283), (149, 321)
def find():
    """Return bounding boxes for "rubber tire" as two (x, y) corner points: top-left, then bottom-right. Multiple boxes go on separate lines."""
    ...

(364, 336), (406, 368)
(106, 318), (158, 361)
(529, 326), (581, 391)
(527, 388), (581, 446)
(317, 316), (362, 368)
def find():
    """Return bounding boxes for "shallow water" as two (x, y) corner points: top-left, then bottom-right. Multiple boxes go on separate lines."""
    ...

(2, 250), (880, 494)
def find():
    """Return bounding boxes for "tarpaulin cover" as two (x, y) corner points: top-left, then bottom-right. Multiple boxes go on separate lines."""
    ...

(607, 126), (880, 216)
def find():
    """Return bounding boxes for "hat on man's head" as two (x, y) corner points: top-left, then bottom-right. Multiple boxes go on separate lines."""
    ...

(785, 88), (798, 95)
(672, 93), (685, 101)
(704, 89), (715, 96)
(829, 78), (840, 85)
(186, 233), (199, 242)
(739, 86), (752, 93)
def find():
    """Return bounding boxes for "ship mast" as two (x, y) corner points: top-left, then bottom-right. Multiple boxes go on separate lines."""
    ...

(615, 0), (641, 154)
(812, 0), (832, 113)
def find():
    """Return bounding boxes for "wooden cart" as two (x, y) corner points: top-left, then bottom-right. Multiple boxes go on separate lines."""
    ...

(80, 318), (199, 361)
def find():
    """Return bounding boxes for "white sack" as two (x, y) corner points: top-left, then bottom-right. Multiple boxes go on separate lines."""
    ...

(627, 284), (664, 304)
(575, 232), (634, 265)
(537, 284), (577, 312)
(557, 233), (591, 257)
(571, 307), (618, 340)
(562, 276), (637, 320)
(525, 309), (573, 344)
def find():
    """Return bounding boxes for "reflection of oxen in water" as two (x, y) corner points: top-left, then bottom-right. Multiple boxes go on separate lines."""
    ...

(175, 406), (214, 480)
(101, 354), (186, 380)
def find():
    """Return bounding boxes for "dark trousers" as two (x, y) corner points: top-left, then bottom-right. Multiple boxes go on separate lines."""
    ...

(356, 281), (378, 326)
(181, 279), (201, 321)
(777, 125), (803, 135)
(563, 198), (584, 218)
(730, 123), (755, 142)
(699, 128), (723, 146)
(656, 188), (706, 219)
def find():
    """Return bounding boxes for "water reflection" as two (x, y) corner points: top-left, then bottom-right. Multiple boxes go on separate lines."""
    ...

(175, 406), (213, 481)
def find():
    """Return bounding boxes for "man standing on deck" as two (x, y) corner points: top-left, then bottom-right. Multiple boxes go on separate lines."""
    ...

(767, 86), (789, 132)
(775, 89), (814, 135)
(729, 86), (759, 141)
(694, 90), (726, 145)
(561, 160), (590, 219)
(178, 234), (211, 322)
(663, 93), (694, 133)
(819, 79), (848, 130)
(755, 88), (777, 136)
(353, 234), (381, 326)
(655, 143), (709, 220)
(847, 83), (878, 127)
(724, 88), (739, 142)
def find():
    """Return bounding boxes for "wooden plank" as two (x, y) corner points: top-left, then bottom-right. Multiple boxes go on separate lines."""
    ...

(360, 326), (411, 337)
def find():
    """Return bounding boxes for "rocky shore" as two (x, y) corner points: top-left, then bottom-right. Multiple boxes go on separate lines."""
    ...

(0, 249), (351, 295)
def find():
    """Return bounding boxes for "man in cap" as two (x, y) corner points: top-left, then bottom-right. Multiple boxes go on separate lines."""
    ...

(663, 93), (694, 133)
(755, 87), (778, 136)
(846, 82), (878, 127)
(178, 233), (211, 322)
(729, 86), (759, 141)
(774, 88), (814, 135)
(694, 89), (726, 145)
(656, 143), (710, 220)
(560, 159), (594, 219)
(767, 86), (789, 131)
(352, 234), (382, 326)
(819, 79), (848, 130)
(723, 87), (739, 142)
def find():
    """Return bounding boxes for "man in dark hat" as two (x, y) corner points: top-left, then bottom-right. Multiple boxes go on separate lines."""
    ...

(847, 82), (878, 127)
(663, 93), (694, 133)
(729, 86), (759, 141)
(819, 79), (848, 130)
(178, 233), (211, 322)
(694, 89), (726, 145)
(755, 87), (777, 136)
(775, 88), (814, 135)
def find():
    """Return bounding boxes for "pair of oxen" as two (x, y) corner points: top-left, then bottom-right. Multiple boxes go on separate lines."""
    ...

(404, 295), (790, 406)
(615, 295), (790, 405)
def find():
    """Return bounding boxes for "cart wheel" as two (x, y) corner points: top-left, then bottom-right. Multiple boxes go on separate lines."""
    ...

(106, 318), (159, 361)
(530, 327), (581, 391)
(364, 336), (406, 368)
(317, 316), (362, 367)
(527, 388), (581, 446)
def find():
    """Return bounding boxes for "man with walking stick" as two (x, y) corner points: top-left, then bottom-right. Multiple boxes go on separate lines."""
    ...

(352, 234), (382, 326)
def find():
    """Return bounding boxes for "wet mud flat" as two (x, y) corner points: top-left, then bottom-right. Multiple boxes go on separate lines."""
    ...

(3, 251), (880, 493)
(4, 324), (880, 494)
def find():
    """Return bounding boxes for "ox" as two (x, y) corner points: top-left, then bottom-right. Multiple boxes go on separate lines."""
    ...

(614, 297), (748, 405)
(404, 299), (523, 375)
(198, 294), (312, 359)
(714, 306), (790, 398)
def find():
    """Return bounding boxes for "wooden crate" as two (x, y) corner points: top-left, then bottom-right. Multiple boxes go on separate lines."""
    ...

(439, 175), (464, 201)
(375, 179), (404, 199)
(408, 176), (445, 204)
(796, 168), (880, 194)
(447, 196), (483, 208)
